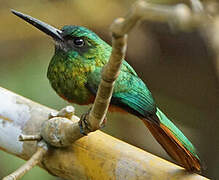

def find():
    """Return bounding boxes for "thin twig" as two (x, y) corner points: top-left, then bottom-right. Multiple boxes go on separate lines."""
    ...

(49, 106), (75, 119)
(3, 140), (48, 180)
(19, 134), (42, 141)
(87, 34), (128, 131)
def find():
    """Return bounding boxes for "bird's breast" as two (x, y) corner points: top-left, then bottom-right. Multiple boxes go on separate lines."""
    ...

(47, 59), (95, 105)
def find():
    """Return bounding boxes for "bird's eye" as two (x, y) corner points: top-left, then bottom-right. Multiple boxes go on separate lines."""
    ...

(73, 37), (85, 47)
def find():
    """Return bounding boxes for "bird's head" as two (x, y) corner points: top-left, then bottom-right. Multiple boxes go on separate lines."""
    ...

(11, 10), (109, 58)
(57, 25), (104, 56)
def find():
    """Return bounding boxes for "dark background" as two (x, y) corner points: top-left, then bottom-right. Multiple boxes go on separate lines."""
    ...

(0, 0), (218, 179)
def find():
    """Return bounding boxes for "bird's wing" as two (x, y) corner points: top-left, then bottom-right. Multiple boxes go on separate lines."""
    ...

(86, 62), (202, 171)
(86, 62), (156, 117)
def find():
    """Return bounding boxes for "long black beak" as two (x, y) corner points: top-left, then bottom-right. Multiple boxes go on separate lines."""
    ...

(11, 9), (63, 41)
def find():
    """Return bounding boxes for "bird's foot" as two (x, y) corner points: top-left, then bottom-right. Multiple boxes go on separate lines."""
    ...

(78, 107), (107, 135)
(78, 108), (91, 135)
(49, 105), (75, 120)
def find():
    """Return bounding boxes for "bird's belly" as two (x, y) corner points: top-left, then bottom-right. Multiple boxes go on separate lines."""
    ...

(57, 85), (95, 105)
(49, 76), (95, 105)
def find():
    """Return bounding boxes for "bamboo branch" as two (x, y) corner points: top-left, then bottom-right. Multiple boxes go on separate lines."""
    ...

(2, 141), (48, 180)
(0, 87), (208, 180)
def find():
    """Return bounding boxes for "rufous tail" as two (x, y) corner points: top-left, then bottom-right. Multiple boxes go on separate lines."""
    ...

(142, 110), (202, 172)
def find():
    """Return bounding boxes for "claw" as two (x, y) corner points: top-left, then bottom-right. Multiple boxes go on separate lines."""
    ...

(78, 107), (107, 134)
(78, 108), (91, 135)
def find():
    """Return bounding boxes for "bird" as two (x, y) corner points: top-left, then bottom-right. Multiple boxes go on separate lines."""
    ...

(11, 9), (202, 172)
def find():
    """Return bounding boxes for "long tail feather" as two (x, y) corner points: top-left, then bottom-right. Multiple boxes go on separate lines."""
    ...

(142, 108), (202, 172)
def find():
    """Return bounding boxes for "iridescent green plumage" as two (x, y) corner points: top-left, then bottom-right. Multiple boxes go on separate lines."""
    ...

(11, 10), (202, 171)
(48, 26), (156, 114)
(47, 26), (108, 104)
(47, 26), (201, 171)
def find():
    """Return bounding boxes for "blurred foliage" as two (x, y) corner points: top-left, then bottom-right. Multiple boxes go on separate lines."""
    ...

(0, 0), (218, 179)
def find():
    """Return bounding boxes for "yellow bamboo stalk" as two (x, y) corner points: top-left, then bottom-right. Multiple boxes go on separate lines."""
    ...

(0, 87), (208, 179)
